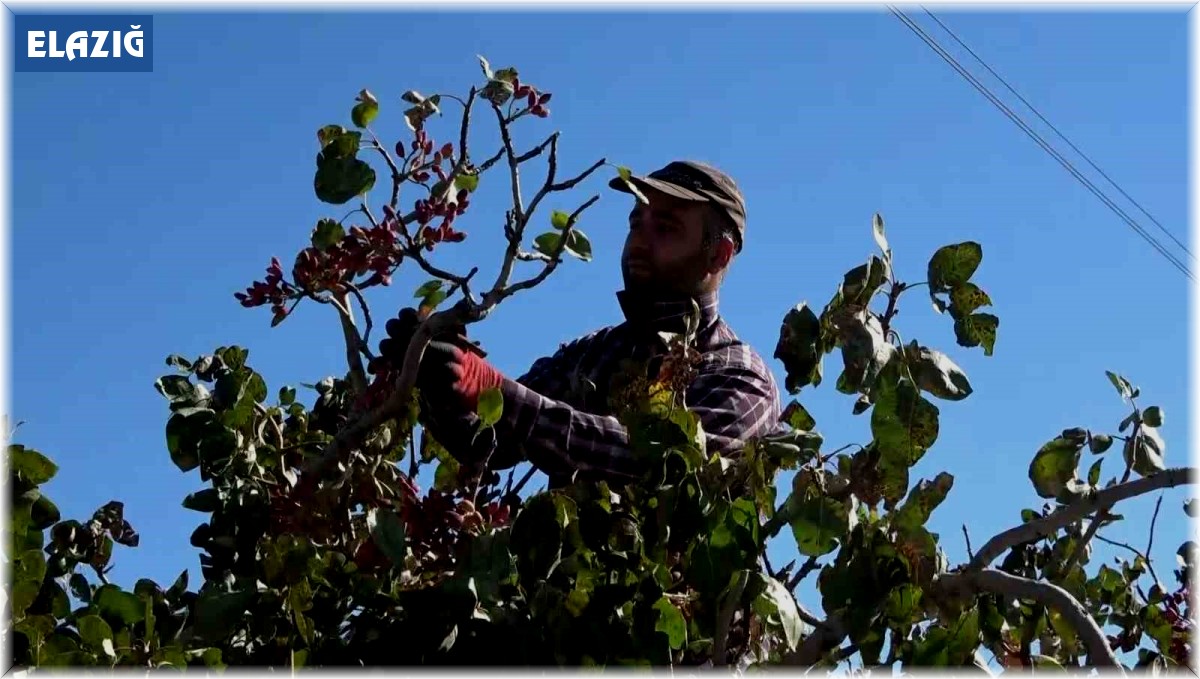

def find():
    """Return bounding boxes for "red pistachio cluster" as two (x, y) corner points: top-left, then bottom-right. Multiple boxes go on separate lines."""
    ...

(294, 220), (404, 291)
(513, 77), (551, 118)
(234, 257), (296, 320)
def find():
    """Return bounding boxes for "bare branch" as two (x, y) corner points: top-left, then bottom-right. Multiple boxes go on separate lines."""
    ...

(525, 154), (606, 225)
(787, 555), (820, 592)
(478, 147), (505, 173)
(968, 467), (1195, 570)
(493, 103), (526, 229)
(495, 195), (600, 300)
(963, 524), (974, 561)
(343, 283), (375, 356)
(364, 131), (404, 210)
(1146, 492), (1163, 567)
(934, 569), (1122, 670)
(514, 133), (557, 164)
(459, 86), (476, 163)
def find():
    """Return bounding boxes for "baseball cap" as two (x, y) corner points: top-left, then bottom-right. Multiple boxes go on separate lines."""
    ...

(608, 160), (746, 253)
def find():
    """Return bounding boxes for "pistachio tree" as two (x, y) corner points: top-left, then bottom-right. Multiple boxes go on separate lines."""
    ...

(5, 57), (1194, 672)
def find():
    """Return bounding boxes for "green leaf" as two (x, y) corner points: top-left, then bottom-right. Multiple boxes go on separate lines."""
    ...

(434, 457), (460, 493)
(154, 375), (201, 404)
(476, 54), (493, 79)
(948, 282), (992, 318)
(315, 154), (376, 205)
(952, 313), (999, 356)
(893, 472), (954, 531)
(533, 231), (561, 256)
(871, 379), (940, 467)
(1089, 433), (1113, 454)
(780, 400), (816, 431)
(787, 491), (849, 557)
(351, 89), (379, 128)
(494, 66), (519, 84)
(773, 302), (823, 394)
(841, 255), (888, 307)
(832, 308), (896, 396)
(421, 288), (448, 311)
(946, 608), (981, 664)
(1124, 426), (1166, 477)
(565, 230), (593, 262)
(1142, 406), (1163, 427)
(94, 585), (145, 627)
(750, 573), (805, 652)
(311, 218), (345, 252)
(551, 209), (571, 230)
(476, 387), (504, 428)
(1028, 437), (1082, 499)
(480, 78), (515, 105)
(454, 173), (479, 193)
(70, 573), (92, 603)
(1087, 459), (1103, 487)
(884, 584), (923, 625)
(413, 280), (443, 298)
(872, 213), (890, 260)
(77, 615), (114, 653)
(927, 241), (983, 291)
(907, 344), (973, 401)
(1105, 370), (1134, 401)
(653, 597), (687, 650)
(182, 488), (221, 513)
(30, 494), (60, 530)
(10, 445), (58, 485)
(193, 588), (254, 644)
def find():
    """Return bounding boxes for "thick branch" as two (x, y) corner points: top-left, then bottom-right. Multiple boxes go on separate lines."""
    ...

(968, 467), (1195, 570)
(783, 614), (846, 666)
(1059, 465), (1134, 578)
(934, 569), (1121, 669)
(302, 304), (470, 478)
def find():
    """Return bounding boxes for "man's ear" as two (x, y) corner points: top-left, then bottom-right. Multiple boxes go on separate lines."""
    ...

(707, 239), (734, 274)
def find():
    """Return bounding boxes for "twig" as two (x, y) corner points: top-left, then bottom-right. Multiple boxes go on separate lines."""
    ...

(762, 553), (777, 578)
(933, 569), (1122, 670)
(878, 281), (906, 340)
(968, 466), (1196, 570)
(492, 103), (526, 231)
(363, 130), (404, 210)
(458, 86), (476, 165)
(963, 524), (974, 561)
(1146, 492), (1163, 566)
(495, 195), (600, 300)
(1060, 465), (1134, 577)
(787, 556), (820, 592)
(329, 292), (368, 396)
(1094, 534), (1164, 589)
(794, 601), (825, 630)
(408, 432), (418, 478)
(510, 465), (538, 497)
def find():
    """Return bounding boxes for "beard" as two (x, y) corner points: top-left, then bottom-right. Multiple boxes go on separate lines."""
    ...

(620, 249), (712, 299)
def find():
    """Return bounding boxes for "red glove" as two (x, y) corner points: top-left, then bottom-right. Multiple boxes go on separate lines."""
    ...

(378, 308), (506, 412)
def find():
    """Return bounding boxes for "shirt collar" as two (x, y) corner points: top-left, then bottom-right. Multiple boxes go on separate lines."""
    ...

(615, 288), (721, 335)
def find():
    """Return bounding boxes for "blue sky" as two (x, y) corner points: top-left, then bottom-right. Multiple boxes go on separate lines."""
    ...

(10, 6), (1192, 655)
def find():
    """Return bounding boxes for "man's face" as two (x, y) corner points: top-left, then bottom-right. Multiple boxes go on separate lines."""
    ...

(620, 189), (721, 297)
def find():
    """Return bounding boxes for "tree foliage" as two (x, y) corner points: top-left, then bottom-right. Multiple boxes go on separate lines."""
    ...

(6, 58), (1195, 672)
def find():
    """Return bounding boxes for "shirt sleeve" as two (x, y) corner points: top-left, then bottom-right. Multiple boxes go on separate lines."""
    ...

(497, 350), (782, 483)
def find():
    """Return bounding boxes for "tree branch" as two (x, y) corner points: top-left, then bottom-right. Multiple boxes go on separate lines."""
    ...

(783, 614), (846, 666)
(934, 569), (1122, 670)
(494, 195), (600, 301)
(968, 467), (1195, 570)
(712, 572), (748, 666)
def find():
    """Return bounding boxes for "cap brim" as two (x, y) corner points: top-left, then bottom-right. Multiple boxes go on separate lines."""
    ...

(608, 175), (710, 203)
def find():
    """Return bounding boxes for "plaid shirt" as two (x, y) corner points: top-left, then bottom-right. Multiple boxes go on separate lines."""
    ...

(423, 290), (782, 486)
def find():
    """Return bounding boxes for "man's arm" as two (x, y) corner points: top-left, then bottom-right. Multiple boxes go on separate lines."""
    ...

(414, 332), (598, 468)
(493, 357), (781, 483)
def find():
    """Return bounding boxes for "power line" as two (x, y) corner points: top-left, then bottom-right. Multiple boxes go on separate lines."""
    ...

(887, 6), (1194, 282)
(919, 5), (1193, 262)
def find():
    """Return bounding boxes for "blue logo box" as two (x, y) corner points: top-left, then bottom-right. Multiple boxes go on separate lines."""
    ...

(15, 14), (153, 72)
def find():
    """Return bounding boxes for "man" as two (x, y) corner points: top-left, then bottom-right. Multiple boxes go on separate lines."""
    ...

(378, 160), (782, 487)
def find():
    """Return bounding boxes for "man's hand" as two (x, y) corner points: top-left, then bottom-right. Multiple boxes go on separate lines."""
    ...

(377, 308), (506, 413)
